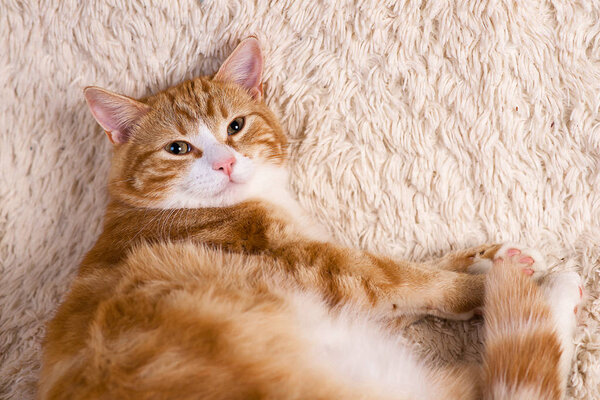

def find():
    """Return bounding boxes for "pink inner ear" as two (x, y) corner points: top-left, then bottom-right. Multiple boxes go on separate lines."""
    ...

(84, 87), (151, 144)
(89, 102), (122, 133)
(214, 37), (263, 100)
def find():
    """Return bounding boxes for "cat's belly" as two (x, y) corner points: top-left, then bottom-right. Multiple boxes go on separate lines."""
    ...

(289, 292), (443, 400)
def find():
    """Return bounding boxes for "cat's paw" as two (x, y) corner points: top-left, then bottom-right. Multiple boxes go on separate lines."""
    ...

(461, 244), (502, 274)
(541, 271), (583, 378)
(543, 271), (584, 317)
(492, 243), (548, 279)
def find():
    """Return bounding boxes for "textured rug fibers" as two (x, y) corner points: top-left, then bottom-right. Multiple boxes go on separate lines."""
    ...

(1, 1), (599, 398)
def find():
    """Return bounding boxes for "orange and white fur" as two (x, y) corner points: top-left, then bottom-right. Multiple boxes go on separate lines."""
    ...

(39, 37), (583, 400)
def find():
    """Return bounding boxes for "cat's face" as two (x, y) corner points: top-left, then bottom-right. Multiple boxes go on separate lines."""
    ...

(84, 38), (288, 209)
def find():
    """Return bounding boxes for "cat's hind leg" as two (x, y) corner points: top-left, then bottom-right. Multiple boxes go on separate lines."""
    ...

(481, 252), (582, 399)
(486, 243), (548, 279)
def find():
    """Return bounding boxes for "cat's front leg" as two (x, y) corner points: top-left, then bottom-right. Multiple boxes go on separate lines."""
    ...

(414, 270), (486, 320)
(425, 243), (502, 273)
(379, 266), (487, 321)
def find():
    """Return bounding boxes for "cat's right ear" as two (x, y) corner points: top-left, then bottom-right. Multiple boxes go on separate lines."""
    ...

(83, 86), (151, 144)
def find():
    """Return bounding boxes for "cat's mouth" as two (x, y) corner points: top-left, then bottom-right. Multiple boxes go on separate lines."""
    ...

(215, 177), (244, 194)
(229, 168), (254, 186)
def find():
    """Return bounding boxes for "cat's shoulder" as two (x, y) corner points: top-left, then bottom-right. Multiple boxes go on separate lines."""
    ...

(241, 165), (331, 243)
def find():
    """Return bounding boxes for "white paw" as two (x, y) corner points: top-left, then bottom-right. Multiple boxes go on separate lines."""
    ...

(542, 271), (584, 381)
(494, 243), (548, 279)
(543, 271), (584, 317)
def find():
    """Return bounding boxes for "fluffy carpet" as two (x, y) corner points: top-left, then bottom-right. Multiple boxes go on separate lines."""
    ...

(1, 0), (599, 398)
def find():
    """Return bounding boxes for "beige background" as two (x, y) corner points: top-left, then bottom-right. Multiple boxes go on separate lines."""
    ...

(1, 1), (599, 398)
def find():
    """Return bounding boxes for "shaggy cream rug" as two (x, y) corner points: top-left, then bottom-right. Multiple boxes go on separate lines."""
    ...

(1, 1), (599, 398)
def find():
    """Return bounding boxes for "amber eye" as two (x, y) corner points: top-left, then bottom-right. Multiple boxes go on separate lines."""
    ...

(166, 141), (192, 155)
(227, 117), (245, 136)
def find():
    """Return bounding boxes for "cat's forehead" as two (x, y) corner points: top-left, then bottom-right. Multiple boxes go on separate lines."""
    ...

(189, 121), (224, 145)
(157, 79), (248, 114)
(147, 78), (252, 136)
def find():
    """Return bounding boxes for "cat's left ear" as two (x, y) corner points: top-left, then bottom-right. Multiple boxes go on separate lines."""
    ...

(214, 36), (263, 100)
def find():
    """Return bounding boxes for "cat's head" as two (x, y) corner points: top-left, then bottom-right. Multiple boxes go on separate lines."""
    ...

(84, 37), (288, 209)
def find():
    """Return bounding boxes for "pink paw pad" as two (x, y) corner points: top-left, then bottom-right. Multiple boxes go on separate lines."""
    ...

(507, 248), (521, 257)
(494, 244), (548, 279)
(519, 256), (534, 265)
(522, 268), (534, 276)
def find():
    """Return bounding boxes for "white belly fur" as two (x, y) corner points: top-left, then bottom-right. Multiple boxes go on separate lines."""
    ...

(289, 292), (443, 400)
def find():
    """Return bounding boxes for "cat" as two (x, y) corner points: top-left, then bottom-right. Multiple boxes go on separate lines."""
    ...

(39, 37), (583, 400)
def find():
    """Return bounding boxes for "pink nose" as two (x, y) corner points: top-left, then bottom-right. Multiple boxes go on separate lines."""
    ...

(212, 156), (236, 176)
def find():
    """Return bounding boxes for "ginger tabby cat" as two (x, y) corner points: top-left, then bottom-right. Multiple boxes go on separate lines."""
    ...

(39, 37), (583, 399)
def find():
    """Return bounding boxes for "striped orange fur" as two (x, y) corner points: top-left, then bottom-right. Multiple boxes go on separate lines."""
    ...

(39, 37), (581, 400)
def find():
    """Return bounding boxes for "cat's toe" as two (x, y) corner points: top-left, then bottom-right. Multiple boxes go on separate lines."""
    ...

(493, 243), (548, 279)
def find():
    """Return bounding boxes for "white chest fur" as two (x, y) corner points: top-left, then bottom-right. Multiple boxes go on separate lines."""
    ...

(245, 165), (331, 242)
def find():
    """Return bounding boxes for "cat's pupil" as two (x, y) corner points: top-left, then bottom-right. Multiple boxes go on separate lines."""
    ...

(227, 117), (245, 136)
(170, 143), (182, 154)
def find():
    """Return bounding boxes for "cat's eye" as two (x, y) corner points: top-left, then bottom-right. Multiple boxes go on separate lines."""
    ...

(227, 117), (245, 136)
(166, 141), (192, 155)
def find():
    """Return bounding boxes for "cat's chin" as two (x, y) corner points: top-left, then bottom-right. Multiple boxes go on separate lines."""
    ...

(159, 182), (249, 209)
